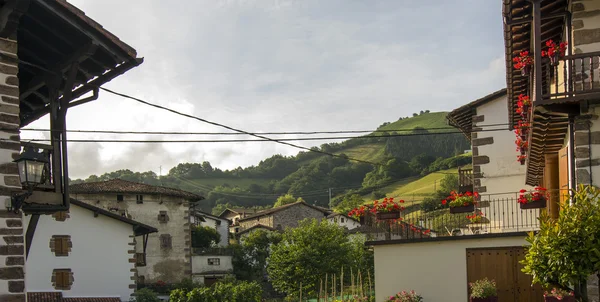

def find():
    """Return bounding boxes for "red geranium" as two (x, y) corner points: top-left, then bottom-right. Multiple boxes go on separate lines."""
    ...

(542, 40), (567, 58)
(518, 187), (549, 204)
(443, 191), (478, 208)
(348, 197), (406, 219)
(513, 51), (533, 70)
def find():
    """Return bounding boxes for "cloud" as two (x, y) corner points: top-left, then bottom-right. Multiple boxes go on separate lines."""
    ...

(22, 0), (507, 179)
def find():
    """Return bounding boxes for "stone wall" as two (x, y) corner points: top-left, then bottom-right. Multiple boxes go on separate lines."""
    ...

(238, 215), (273, 230)
(272, 204), (326, 229)
(0, 37), (24, 302)
(73, 193), (193, 284)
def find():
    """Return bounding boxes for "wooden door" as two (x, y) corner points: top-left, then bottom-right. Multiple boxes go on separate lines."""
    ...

(558, 146), (569, 205)
(466, 247), (543, 302)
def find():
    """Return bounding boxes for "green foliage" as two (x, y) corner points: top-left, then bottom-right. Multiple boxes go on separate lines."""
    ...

(130, 288), (160, 302)
(362, 158), (413, 188)
(469, 278), (497, 298)
(191, 226), (221, 248)
(170, 278), (262, 302)
(372, 191), (386, 200)
(274, 194), (302, 207)
(521, 185), (600, 297)
(232, 229), (282, 282)
(334, 194), (365, 214)
(267, 219), (352, 298)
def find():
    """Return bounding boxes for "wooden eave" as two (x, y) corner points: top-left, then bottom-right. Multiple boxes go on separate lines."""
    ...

(0, 0), (143, 126)
(446, 89), (507, 140)
(502, 0), (569, 185)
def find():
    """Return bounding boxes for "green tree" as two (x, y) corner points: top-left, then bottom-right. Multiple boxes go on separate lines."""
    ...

(268, 219), (352, 298)
(130, 288), (160, 302)
(334, 194), (364, 214)
(232, 229), (282, 282)
(274, 194), (302, 207)
(191, 226), (221, 248)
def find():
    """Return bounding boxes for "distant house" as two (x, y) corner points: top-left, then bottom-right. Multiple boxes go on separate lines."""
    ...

(236, 201), (331, 238)
(25, 199), (157, 301)
(218, 208), (259, 235)
(70, 179), (203, 286)
(191, 210), (230, 247)
(326, 213), (361, 230)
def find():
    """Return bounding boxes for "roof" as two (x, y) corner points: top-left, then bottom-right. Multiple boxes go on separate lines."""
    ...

(71, 199), (158, 236)
(237, 224), (277, 236)
(7, 0), (144, 126)
(193, 209), (230, 223)
(70, 179), (204, 201)
(238, 201), (331, 222)
(28, 292), (120, 302)
(218, 208), (258, 218)
(447, 89), (507, 140)
(327, 212), (359, 223)
(502, 0), (569, 185)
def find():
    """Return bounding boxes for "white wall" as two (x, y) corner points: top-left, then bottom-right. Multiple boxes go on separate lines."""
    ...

(24, 204), (134, 301)
(327, 215), (361, 230)
(191, 255), (233, 284)
(373, 236), (528, 302)
(198, 216), (229, 247)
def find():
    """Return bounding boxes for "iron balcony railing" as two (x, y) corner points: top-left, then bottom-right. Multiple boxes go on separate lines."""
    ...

(362, 191), (564, 242)
(541, 51), (600, 103)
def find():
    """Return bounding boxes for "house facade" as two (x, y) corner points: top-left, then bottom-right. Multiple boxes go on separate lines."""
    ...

(368, 89), (547, 302)
(70, 179), (203, 285)
(326, 213), (361, 230)
(236, 201), (330, 235)
(0, 1), (142, 301)
(218, 208), (258, 235)
(191, 210), (230, 247)
(25, 199), (156, 301)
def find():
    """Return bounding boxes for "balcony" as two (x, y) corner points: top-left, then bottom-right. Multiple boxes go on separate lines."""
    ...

(540, 51), (600, 105)
(363, 191), (549, 243)
(192, 247), (233, 256)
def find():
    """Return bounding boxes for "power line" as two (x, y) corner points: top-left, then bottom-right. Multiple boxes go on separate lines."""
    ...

(18, 123), (511, 136)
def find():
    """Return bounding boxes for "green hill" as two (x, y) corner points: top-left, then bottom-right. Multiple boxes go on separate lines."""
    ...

(71, 111), (471, 213)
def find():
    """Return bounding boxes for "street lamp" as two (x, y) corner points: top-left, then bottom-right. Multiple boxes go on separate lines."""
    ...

(11, 147), (48, 212)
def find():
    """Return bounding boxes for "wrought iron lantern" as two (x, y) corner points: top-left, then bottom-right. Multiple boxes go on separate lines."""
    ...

(15, 146), (48, 187)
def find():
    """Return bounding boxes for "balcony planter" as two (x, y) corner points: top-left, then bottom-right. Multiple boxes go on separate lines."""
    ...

(470, 297), (498, 302)
(544, 297), (575, 302)
(520, 198), (546, 209)
(450, 204), (474, 214)
(376, 211), (401, 220)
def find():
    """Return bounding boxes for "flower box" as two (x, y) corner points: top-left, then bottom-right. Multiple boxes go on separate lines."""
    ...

(520, 198), (546, 209)
(376, 211), (400, 220)
(450, 204), (474, 214)
(544, 297), (575, 302)
(470, 297), (498, 302)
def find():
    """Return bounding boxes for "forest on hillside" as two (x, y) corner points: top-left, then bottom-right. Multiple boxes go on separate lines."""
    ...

(71, 112), (471, 213)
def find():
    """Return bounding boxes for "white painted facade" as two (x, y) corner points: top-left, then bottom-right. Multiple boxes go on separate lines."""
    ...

(327, 214), (361, 230)
(24, 204), (136, 301)
(373, 236), (528, 302)
(191, 211), (230, 247)
(191, 254), (233, 284)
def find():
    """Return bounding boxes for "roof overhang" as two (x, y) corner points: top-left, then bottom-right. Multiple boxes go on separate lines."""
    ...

(0, 0), (144, 126)
(447, 88), (508, 140)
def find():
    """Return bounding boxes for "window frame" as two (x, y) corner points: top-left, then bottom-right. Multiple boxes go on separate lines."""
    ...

(136, 194), (144, 204)
(117, 194), (124, 202)
(159, 234), (172, 249)
(207, 258), (220, 266)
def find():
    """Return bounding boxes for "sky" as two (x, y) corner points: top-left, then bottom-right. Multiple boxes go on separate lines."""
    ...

(23, 0), (507, 179)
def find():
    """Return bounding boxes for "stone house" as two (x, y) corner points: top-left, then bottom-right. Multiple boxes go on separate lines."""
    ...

(25, 199), (157, 301)
(0, 1), (142, 301)
(70, 179), (203, 285)
(218, 208), (258, 235)
(237, 201), (331, 235)
(326, 213), (361, 230)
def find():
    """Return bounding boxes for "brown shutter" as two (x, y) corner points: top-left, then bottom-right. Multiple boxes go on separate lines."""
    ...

(558, 146), (569, 205)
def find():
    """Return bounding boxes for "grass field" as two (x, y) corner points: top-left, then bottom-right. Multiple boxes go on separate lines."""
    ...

(335, 143), (387, 163)
(186, 178), (276, 189)
(378, 111), (450, 133)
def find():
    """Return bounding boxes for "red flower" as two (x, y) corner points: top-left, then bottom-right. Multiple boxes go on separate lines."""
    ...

(442, 199), (447, 205)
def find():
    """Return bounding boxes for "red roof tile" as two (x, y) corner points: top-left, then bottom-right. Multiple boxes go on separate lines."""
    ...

(28, 292), (62, 302)
(70, 179), (203, 201)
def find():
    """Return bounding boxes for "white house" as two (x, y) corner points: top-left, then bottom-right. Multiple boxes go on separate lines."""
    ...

(25, 199), (157, 302)
(326, 213), (360, 230)
(190, 247), (234, 286)
(191, 210), (230, 247)
(369, 89), (547, 302)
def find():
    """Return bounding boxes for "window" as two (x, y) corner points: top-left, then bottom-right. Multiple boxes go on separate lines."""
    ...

(135, 252), (146, 266)
(160, 234), (172, 249)
(52, 269), (73, 290)
(136, 195), (143, 204)
(207, 258), (220, 265)
(117, 194), (124, 202)
(50, 235), (72, 257)
(158, 211), (169, 223)
(52, 211), (69, 222)
(341, 217), (345, 223)
(138, 275), (145, 285)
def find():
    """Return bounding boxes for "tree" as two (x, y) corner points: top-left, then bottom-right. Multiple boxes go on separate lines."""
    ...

(522, 185), (600, 300)
(233, 229), (282, 282)
(130, 288), (160, 302)
(273, 194), (301, 207)
(268, 219), (352, 298)
(191, 226), (221, 248)
(334, 194), (364, 214)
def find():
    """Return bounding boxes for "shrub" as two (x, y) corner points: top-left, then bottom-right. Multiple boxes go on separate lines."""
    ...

(384, 290), (423, 302)
(130, 288), (160, 302)
(469, 278), (497, 298)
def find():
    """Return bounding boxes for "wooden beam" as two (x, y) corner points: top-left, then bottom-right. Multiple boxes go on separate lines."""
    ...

(25, 214), (39, 259)
(20, 43), (98, 99)
(0, 0), (30, 38)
